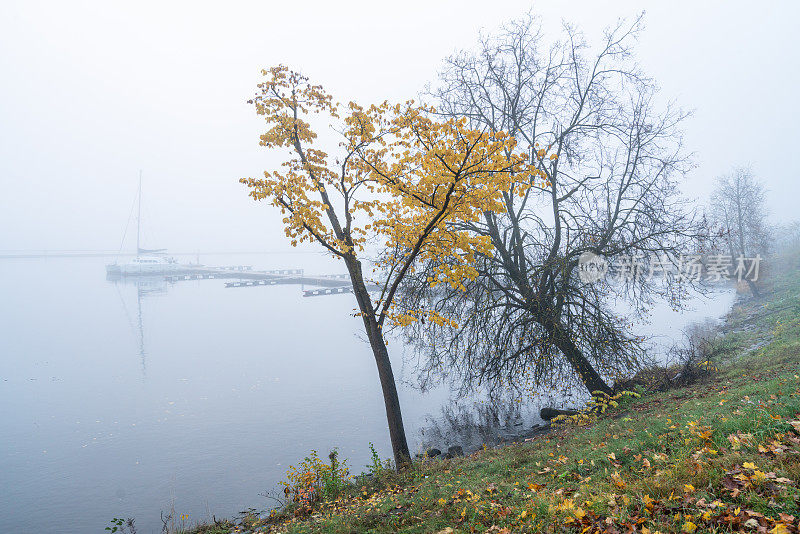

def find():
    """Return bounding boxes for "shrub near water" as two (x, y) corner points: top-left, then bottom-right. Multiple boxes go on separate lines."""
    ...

(552, 390), (642, 426)
(280, 449), (351, 514)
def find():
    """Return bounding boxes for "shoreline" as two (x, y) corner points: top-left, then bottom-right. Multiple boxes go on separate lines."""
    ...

(164, 267), (798, 534)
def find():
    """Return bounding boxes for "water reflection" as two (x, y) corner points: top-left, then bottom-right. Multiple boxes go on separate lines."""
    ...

(418, 395), (547, 454)
(108, 274), (171, 378)
(414, 287), (738, 455)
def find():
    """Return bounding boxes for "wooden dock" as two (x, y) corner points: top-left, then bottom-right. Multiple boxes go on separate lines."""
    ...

(226, 279), (280, 288)
(221, 271), (351, 289)
(155, 265), (360, 297)
(302, 286), (353, 297)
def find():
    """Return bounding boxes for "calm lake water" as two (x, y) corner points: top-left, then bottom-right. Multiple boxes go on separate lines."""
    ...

(0, 254), (735, 533)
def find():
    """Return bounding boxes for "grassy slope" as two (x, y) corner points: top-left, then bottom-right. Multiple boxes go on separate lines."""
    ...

(204, 253), (800, 534)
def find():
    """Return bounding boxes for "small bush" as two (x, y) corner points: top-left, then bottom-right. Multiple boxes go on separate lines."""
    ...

(365, 441), (393, 477)
(552, 390), (640, 426)
(105, 518), (136, 534)
(665, 319), (720, 386)
(280, 449), (351, 511)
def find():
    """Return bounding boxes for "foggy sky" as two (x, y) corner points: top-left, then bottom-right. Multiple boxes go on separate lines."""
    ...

(1, 0), (798, 253)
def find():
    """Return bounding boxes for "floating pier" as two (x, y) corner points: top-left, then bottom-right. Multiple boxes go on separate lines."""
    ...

(225, 279), (280, 288)
(303, 286), (353, 297)
(219, 270), (351, 289)
(127, 265), (360, 297)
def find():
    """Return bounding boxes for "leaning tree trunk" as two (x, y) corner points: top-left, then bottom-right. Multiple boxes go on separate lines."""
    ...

(746, 278), (761, 298)
(549, 322), (613, 396)
(346, 256), (411, 469)
(363, 316), (412, 469)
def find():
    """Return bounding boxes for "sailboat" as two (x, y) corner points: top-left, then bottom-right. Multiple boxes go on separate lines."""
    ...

(106, 172), (184, 276)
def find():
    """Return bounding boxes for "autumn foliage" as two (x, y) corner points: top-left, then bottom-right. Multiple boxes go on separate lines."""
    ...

(241, 65), (546, 467)
(241, 66), (543, 313)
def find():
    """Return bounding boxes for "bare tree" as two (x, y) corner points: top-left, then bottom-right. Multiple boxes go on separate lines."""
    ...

(774, 220), (800, 252)
(709, 166), (769, 296)
(397, 14), (701, 398)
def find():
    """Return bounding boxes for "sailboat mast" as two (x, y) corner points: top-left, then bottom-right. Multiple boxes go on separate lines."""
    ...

(136, 170), (142, 255)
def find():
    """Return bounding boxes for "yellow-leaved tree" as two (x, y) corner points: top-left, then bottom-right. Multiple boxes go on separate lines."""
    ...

(240, 66), (543, 468)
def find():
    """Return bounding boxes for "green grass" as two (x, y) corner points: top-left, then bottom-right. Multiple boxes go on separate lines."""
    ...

(195, 252), (800, 534)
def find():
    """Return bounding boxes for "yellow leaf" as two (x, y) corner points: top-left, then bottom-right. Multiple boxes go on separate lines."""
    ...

(558, 499), (575, 511)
